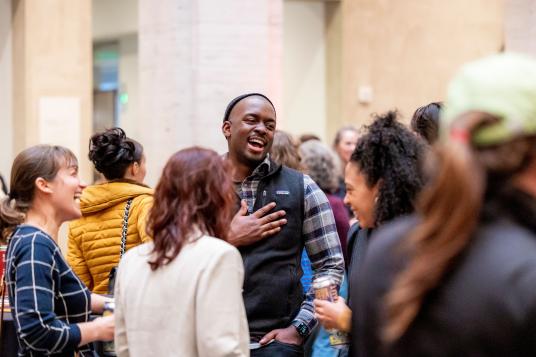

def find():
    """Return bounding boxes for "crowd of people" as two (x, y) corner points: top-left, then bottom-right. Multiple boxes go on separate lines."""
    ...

(1, 51), (536, 357)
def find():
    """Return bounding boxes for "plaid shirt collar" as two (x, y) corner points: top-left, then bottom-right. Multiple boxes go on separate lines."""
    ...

(249, 154), (272, 180)
(222, 153), (273, 182)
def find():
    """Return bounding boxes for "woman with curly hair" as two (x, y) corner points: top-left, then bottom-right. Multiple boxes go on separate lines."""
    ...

(353, 53), (536, 356)
(67, 128), (153, 294)
(314, 111), (425, 339)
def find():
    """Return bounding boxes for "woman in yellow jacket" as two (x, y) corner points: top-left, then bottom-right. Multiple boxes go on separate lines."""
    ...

(68, 128), (153, 294)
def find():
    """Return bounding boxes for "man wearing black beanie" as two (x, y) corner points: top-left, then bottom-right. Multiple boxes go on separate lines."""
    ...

(222, 93), (345, 357)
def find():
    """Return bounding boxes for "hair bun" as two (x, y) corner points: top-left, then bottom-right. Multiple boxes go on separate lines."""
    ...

(88, 127), (144, 181)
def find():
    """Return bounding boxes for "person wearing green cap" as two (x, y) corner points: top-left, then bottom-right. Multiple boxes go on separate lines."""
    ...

(349, 52), (536, 357)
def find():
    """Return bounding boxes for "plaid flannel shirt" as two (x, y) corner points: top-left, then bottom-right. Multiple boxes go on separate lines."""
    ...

(235, 155), (345, 333)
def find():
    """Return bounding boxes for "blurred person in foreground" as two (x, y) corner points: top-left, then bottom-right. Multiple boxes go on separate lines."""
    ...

(68, 128), (153, 294)
(314, 112), (425, 344)
(410, 102), (442, 145)
(222, 93), (344, 356)
(114, 147), (249, 357)
(1, 145), (114, 356)
(353, 53), (536, 356)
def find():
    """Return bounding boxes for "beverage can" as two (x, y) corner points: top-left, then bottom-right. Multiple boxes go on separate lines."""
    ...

(313, 276), (337, 302)
(102, 300), (116, 356)
(312, 276), (350, 349)
(103, 300), (115, 316)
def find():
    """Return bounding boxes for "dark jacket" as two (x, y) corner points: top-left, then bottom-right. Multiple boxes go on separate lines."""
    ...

(238, 161), (305, 339)
(351, 188), (536, 357)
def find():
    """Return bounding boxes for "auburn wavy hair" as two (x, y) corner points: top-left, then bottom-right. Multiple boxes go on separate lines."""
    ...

(147, 147), (235, 271)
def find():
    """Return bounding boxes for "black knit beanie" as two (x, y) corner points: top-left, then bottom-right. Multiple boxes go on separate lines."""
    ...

(223, 93), (276, 122)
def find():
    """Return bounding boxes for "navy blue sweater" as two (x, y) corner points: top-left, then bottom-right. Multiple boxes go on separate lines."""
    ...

(6, 225), (94, 356)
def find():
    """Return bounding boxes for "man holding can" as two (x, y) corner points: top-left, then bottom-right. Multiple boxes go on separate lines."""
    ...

(222, 93), (345, 356)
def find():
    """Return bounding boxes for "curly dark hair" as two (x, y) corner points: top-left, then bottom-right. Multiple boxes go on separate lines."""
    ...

(88, 127), (144, 180)
(350, 111), (425, 226)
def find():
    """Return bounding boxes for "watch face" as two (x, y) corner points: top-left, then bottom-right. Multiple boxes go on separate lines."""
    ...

(296, 323), (308, 337)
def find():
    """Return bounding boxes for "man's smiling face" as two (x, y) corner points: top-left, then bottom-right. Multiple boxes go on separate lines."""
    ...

(222, 96), (277, 168)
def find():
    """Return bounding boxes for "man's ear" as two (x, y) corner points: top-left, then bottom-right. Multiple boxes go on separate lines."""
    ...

(222, 120), (231, 139)
(35, 177), (53, 194)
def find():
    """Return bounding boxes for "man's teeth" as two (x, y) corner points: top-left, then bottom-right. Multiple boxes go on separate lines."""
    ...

(249, 138), (265, 146)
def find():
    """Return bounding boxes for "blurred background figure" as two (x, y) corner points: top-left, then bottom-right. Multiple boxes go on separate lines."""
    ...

(271, 130), (302, 171)
(299, 140), (349, 262)
(332, 126), (360, 217)
(315, 111), (425, 346)
(299, 133), (322, 145)
(333, 126), (359, 171)
(68, 128), (153, 294)
(410, 102), (442, 144)
(353, 53), (536, 357)
(114, 147), (249, 357)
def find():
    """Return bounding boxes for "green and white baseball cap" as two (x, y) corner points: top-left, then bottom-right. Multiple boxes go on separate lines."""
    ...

(442, 52), (536, 146)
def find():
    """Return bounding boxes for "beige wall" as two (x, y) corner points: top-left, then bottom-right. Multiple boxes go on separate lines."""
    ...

(325, 1), (343, 144)
(283, 0), (327, 141)
(505, 0), (536, 56)
(92, 0), (138, 41)
(341, 0), (505, 126)
(0, 0), (13, 182)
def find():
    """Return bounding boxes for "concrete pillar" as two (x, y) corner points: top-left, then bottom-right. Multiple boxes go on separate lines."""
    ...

(12, 0), (93, 181)
(0, 0), (13, 182)
(138, 0), (283, 186)
(505, 0), (536, 56)
(341, 0), (505, 126)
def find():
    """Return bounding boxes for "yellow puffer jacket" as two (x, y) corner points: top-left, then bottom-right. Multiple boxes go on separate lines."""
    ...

(67, 181), (153, 294)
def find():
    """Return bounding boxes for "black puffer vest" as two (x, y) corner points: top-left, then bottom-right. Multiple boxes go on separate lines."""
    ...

(237, 161), (305, 339)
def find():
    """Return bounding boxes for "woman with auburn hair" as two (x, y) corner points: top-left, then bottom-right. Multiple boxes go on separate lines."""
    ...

(352, 53), (536, 356)
(114, 147), (249, 357)
(1, 145), (114, 357)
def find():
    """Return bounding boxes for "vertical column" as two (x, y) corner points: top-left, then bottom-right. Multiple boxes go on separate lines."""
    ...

(0, 0), (13, 181)
(505, 0), (536, 56)
(12, 0), (93, 180)
(138, 0), (283, 186)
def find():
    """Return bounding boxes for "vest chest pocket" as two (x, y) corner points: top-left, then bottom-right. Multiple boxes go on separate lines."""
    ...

(267, 189), (294, 212)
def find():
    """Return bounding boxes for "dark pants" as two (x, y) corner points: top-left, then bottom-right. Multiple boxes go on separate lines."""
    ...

(251, 340), (304, 357)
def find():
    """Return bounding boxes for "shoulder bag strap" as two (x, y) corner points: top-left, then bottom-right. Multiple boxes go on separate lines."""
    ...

(119, 198), (133, 258)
